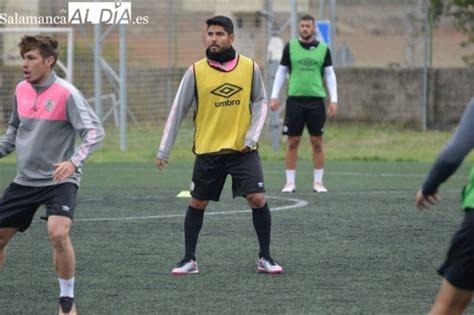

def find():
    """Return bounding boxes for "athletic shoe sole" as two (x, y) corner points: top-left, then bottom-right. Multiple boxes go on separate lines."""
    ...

(171, 270), (199, 276)
(58, 303), (77, 315)
(257, 267), (284, 274)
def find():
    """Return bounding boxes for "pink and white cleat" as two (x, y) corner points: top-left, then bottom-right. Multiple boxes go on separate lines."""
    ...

(257, 257), (284, 274)
(171, 259), (199, 275)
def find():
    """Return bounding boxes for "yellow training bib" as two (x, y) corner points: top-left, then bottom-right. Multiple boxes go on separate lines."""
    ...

(193, 55), (253, 155)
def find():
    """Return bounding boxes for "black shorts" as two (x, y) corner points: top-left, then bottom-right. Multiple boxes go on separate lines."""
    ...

(191, 151), (265, 201)
(0, 182), (78, 232)
(283, 97), (326, 136)
(438, 209), (474, 291)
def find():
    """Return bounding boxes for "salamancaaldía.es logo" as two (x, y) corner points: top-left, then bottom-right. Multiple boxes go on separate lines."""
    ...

(0, 1), (149, 25)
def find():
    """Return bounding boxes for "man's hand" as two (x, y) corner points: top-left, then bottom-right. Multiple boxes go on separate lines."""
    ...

(53, 161), (76, 183)
(328, 102), (338, 117)
(240, 146), (251, 153)
(270, 98), (280, 112)
(415, 189), (440, 210)
(156, 158), (168, 171)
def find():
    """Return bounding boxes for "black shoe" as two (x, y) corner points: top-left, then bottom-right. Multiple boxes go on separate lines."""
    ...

(59, 296), (74, 314)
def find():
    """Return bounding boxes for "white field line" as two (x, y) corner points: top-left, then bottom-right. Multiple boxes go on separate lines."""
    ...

(74, 195), (309, 222)
(73, 188), (462, 222)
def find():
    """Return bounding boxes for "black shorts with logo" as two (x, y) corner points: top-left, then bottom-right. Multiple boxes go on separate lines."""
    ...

(438, 209), (474, 291)
(0, 182), (78, 232)
(283, 96), (326, 136)
(191, 150), (265, 201)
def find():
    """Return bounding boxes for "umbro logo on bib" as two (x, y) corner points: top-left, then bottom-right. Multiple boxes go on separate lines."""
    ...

(210, 83), (242, 98)
(298, 58), (318, 67)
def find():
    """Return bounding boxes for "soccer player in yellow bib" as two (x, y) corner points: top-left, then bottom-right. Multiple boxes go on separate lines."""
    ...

(156, 16), (283, 275)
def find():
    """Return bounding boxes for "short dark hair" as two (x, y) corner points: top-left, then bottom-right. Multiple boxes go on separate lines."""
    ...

(299, 14), (315, 23)
(18, 34), (59, 67)
(206, 15), (234, 34)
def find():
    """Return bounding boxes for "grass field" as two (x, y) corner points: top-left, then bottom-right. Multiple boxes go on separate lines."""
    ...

(34, 122), (457, 163)
(0, 158), (472, 314)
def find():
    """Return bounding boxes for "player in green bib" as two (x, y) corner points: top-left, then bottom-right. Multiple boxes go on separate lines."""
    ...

(416, 98), (474, 314)
(270, 14), (338, 193)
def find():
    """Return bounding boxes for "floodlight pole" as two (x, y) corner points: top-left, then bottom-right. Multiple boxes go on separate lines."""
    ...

(290, 0), (297, 39)
(329, 0), (336, 61)
(319, 0), (325, 20)
(167, 0), (175, 108)
(265, 0), (281, 150)
(67, 29), (74, 84)
(421, 0), (430, 131)
(119, 24), (128, 150)
(94, 23), (103, 120)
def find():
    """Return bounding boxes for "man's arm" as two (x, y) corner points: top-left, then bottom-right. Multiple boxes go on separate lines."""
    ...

(67, 93), (105, 169)
(270, 43), (290, 111)
(269, 65), (289, 111)
(244, 62), (267, 150)
(416, 99), (474, 209)
(324, 66), (337, 104)
(53, 88), (104, 182)
(322, 47), (338, 116)
(0, 97), (19, 158)
(156, 66), (196, 165)
(324, 65), (338, 117)
(270, 65), (288, 98)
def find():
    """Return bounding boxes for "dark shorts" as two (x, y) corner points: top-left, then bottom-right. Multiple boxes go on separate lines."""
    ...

(191, 151), (265, 201)
(438, 209), (474, 291)
(0, 182), (78, 232)
(283, 97), (326, 136)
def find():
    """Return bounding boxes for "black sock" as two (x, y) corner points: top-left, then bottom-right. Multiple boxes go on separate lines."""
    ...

(252, 202), (272, 258)
(184, 206), (204, 261)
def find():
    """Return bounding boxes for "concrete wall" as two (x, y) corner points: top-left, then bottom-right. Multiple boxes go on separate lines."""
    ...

(1, 67), (472, 130)
(335, 67), (473, 129)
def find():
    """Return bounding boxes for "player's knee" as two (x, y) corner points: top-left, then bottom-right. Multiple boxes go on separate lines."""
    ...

(431, 286), (473, 315)
(433, 300), (469, 315)
(48, 228), (70, 250)
(0, 232), (13, 250)
(445, 296), (472, 314)
(312, 142), (322, 153)
(247, 193), (265, 208)
(0, 237), (8, 251)
(288, 139), (300, 150)
(190, 199), (208, 209)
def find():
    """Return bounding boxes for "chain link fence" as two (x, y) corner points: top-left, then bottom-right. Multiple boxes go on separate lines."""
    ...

(0, 0), (470, 137)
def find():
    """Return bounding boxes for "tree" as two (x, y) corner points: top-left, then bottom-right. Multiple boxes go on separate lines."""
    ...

(431, 0), (474, 66)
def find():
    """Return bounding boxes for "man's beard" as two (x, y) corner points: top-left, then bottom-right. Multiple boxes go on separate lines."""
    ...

(209, 46), (223, 53)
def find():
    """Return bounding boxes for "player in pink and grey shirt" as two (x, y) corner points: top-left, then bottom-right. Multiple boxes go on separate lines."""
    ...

(0, 35), (104, 314)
